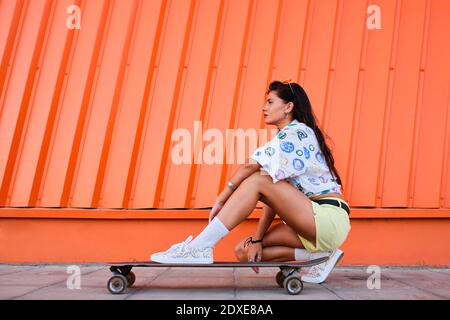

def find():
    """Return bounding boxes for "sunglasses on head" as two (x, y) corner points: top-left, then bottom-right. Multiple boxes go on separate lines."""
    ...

(282, 79), (295, 97)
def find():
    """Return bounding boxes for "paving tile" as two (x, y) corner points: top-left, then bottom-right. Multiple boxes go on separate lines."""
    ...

(0, 272), (67, 287)
(235, 285), (340, 300)
(163, 267), (235, 278)
(323, 268), (445, 300)
(0, 286), (38, 300)
(126, 287), (235, 300)
(234, 267), (279, 276)
(14, 286), (128, 300)
(426, 268), (450, 276)
(0, 265), (37, 275)
(149, 276), (235, 289)
(381, 268), (450, 299)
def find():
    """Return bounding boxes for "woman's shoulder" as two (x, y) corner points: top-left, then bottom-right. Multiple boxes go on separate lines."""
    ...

(281, 120), (315, 140)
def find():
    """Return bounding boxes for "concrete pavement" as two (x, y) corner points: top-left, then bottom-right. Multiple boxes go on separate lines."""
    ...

(0, 264), (449, 300)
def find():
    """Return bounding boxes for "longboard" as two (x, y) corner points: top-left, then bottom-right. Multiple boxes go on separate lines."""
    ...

(106, 256), (329, 295)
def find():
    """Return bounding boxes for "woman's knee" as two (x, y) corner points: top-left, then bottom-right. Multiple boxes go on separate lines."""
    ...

(239, 171), (270, 189)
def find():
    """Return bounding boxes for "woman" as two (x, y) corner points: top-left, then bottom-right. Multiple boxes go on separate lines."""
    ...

(151, 80), (351, 284)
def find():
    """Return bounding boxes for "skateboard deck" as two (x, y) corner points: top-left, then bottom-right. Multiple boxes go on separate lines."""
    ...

(107, 256), (329, 268)
(106, 256), (329, 295)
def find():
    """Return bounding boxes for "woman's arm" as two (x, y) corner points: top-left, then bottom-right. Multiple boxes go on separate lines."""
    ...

(208, 159), (260, 222)
(252, 204), (276, 241)
(215, 159), (261, 205)
(246, 204), (275, 268)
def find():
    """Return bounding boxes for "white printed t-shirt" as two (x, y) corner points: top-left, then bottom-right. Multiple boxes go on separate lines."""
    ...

(249, 119), (342, 198)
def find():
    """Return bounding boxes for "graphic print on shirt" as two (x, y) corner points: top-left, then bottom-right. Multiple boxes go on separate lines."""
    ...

(280, 156), (289, 167)
(249, 119), (342, 197)
(294, 179), (304, 192)
(309, 162), (321, 174)
(280, 141), (295, 153)
(293, 158), (305, 171)
(297, 129), (308, 141)
(303, 147), (311, 159)
(265, 147), (275, 156)
(315, 151), (325, 164)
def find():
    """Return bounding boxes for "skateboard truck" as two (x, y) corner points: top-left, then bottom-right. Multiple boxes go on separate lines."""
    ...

(108, 266), (136, 294)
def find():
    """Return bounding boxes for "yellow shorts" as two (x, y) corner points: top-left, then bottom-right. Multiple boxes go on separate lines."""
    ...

(298, 197), (351, 253)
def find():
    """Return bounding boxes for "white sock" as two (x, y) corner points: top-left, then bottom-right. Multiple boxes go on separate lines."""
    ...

(188, 217), (230, 248)
(295, 248), (330, 261)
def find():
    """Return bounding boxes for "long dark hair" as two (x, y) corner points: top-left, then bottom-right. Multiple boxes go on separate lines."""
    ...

(267, 80), (344, 190)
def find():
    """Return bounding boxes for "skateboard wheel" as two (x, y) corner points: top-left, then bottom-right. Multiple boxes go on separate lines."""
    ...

(126, 271), (136, 287)
(284, 276), (304, 295)
(276, 271), (285, 288)
(107, 274), (128, 294)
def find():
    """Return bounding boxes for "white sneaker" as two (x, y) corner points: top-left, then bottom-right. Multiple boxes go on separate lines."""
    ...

(150, 235), (213, 264)
(305, 251), (331, 261)
(301, 249), (344, 284)
(154, 235), (194, 256)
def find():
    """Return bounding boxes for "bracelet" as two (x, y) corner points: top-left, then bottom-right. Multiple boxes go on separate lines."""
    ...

(244, 236), (263, 248)
(227, 180), (237, 191)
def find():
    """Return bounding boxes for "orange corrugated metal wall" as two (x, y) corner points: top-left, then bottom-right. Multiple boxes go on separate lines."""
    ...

(1, 0), (450, 211)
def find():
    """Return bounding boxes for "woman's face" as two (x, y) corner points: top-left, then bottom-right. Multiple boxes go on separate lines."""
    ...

(262, 90), (293, 125)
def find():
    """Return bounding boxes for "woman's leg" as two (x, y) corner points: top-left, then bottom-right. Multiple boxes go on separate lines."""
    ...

(217, 171), (317, 245)
(235, 223), (305, 262)
(151, 171), (316, 265)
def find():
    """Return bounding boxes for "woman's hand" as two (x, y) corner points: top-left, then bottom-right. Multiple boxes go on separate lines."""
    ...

(247, 243), (263, 274)
(209, 201), (224, 222)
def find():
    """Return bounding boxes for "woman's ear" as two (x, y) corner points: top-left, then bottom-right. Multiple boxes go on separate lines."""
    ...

(285, 102), (294, 113)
